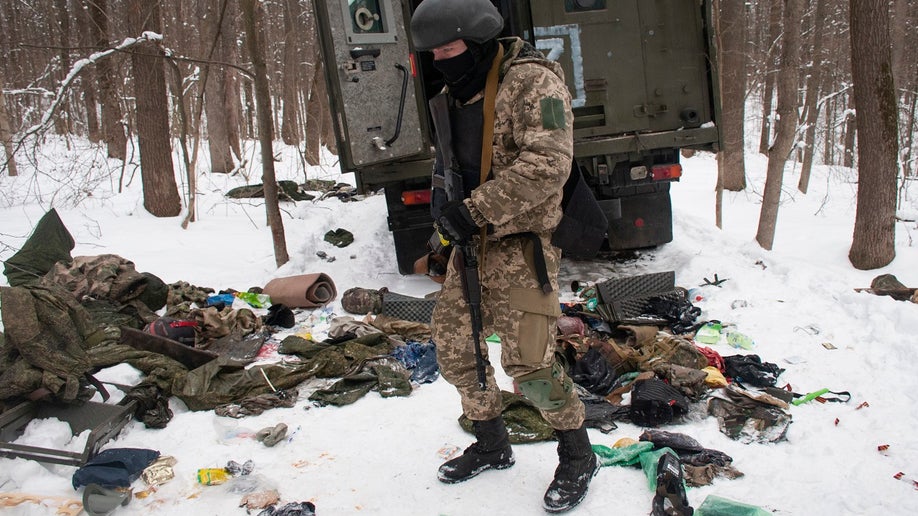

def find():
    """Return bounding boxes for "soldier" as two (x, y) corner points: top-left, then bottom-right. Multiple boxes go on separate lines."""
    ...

(410, 0), (599, 512)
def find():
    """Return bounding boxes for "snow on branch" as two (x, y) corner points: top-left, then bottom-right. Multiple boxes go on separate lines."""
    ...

(20, 32), (163, 140)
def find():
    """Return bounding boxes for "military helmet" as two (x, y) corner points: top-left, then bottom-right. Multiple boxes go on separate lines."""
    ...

(410, 0), (503, 51)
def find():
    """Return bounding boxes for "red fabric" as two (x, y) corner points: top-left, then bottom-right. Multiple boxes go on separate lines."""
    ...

(696, 345), (726, 372)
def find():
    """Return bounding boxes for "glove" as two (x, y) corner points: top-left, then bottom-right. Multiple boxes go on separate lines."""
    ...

(436, 200), (479, 244)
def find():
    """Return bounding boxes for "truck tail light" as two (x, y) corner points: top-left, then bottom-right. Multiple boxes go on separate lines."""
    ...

(409, 54), (417, 77)
(652, 164), (682, 181)
(401, 189), (431, 206)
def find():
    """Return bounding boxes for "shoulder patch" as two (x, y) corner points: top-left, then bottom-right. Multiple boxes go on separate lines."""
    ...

(540, 97), (566, 130)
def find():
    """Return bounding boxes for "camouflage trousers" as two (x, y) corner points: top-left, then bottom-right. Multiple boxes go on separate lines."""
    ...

(431, 233), (584, 430)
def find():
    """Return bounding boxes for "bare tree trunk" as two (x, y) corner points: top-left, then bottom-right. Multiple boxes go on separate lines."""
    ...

(843, 108), (856, 168)
(0, 82), (18, 176)
(53, 0), (72, 135)
(848, 0), (898, 269)
(165, 57), (194, 225)
(202, 0), (236, 174)
(241, 0), (288, 268)
(127, 0), (181, 217)
(758, 0), (783, 155)
(904, 80), (917, 178)
(890, 0), (907, 93)
(890, 0), (911, 179)
(718, 0), (747, 191)
(305, 58), (323, 166)
(715, 154), (724, 229)
(73, 0), (100, 142)
(241, 76), (256, 140)
(280, 0), (301, 145)
(823, 94), (835, 165)
(798, 0), (829, 194)
(756, 0), (803, 251)
(84, 0), (127, 161)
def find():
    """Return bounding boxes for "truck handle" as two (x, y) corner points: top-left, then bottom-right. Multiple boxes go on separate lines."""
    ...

(384, 63), (409, 147)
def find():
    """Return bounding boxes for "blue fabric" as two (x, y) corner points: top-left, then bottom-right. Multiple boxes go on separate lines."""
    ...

(72, 448), (160, 489)
(390, 341), (440, 384)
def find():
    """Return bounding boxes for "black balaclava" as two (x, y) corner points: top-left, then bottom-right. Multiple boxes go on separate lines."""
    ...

(433, 39), (499, 103)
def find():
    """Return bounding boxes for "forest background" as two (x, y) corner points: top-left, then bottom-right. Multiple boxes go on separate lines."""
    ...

(0, 0), (916, 267)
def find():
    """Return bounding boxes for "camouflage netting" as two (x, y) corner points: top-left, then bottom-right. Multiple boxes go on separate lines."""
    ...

(2, 209), (74, 287)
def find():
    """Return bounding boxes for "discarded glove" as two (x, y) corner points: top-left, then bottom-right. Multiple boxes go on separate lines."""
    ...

(225, 459), (255, 476)
(255, 423), (288, 447)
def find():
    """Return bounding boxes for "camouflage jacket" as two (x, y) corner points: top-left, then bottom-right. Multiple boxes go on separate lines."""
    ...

(465, 37), (574, 239)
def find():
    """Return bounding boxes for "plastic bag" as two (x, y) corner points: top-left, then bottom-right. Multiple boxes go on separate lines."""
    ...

(694, 494), (772, 516)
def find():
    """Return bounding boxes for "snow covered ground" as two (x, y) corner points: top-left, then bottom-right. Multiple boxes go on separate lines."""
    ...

(1, 138), (917, 515)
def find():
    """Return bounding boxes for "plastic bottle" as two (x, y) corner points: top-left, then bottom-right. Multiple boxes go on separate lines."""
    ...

(687, 288), (704, 303)
(725, 329), (755, 350)
(196, 468), (230, 485)
(694, 321), (722, 345)
(235, 292), (271, 309)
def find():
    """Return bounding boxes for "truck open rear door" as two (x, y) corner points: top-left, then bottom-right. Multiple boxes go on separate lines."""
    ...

(313, 0), (433, 173)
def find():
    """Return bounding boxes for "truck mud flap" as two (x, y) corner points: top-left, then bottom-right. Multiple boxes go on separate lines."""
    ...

(605, 190), (673, 250)
(391, 223), (434, 276)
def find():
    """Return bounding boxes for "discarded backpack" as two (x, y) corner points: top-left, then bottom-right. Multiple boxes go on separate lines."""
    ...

(144, 317), (198, 346)
(629, 376), (691, 427)
(72, 448), (160, 489)
(723, 354), (784, 387)
(341, 286), (388, 314)
(653, 363), (709, 400)
(636, 332), (708, 372)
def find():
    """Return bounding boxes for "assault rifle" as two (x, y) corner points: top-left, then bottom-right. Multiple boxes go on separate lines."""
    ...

(457, 241), (488, 391)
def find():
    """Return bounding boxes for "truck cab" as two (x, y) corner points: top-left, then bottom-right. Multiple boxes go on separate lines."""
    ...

(313, 0), (721, 274)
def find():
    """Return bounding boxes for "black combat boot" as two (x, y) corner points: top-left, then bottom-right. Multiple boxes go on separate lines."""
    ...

(438, 416), (515, 483)
(542, 425), (600, 513)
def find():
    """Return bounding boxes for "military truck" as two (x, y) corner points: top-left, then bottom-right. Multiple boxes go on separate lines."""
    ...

(313, 0), (721, 274)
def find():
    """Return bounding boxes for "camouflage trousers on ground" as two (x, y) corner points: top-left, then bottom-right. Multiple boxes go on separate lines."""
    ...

(431, 234), (584, 430)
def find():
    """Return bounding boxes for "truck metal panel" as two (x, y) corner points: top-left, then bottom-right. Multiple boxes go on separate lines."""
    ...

(314, 0), (432, 172)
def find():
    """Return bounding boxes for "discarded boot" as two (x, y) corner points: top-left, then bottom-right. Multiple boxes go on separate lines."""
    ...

(543, 425), (600, 513)
(255, 423), (288, 447)
(438, 416), (515, 484)
(651, 453), (693, 516)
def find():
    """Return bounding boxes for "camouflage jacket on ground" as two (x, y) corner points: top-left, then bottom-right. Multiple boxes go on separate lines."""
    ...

(465, 36), (574, 239)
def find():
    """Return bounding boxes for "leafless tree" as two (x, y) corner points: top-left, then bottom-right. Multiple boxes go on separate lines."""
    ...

(127, 0), (182, 217)
(797, 0), (828, 194)
(0, 75), (18, 176)
(280, 0), (302, 145)
(717, 0), (747, 192)
(848, 0), (899, 269)
(83, 0), (127, 161)
(201, 0), (240, 174)
(757, 0), (783, 155)
(241, 0), (289, 267)
(756, 0), (804, 250)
